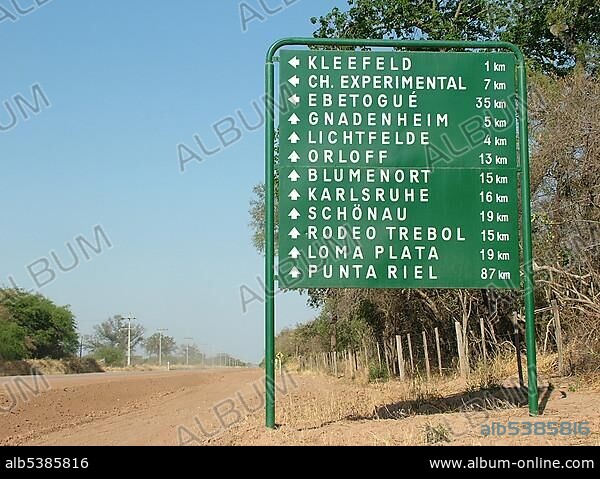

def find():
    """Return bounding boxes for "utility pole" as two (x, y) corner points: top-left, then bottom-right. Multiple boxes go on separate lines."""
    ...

(157, 329), (168, 366)
(184, 337), (193, 366)
(122, 314), (136, 367)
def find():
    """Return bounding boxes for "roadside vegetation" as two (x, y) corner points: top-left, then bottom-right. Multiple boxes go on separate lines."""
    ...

(0, 290), (247, 373)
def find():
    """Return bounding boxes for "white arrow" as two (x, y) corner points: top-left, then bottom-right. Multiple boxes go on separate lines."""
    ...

(288, 132), (300, 144)
(289, 247), (301, 259)
(288, 75), (300, 87)
(288, 94), (300, 106)
(289, 267), (301, 279)
(288, 170), (300, 182)
(288, 113), (300, 125)
(288, 56), (300, 69)
(288, 208), (301, 220)
(288, 189), (300, 201)
(288, 151), (300, 163)
(289, 228), (301, 240)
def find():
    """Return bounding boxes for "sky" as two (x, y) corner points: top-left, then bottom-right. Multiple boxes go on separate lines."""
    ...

(0, 0), (347, 363)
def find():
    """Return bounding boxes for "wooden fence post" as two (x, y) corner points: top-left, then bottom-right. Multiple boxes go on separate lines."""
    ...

(552, 300), (565, 375)
(396, 335), (405, 381)
(407, 334), (415, 375)
(390, 340), (397, 376)
(455, 321), (467, 379)
(333, 352), (338, 377)
(423, 331), (431, 382)
(513, 312), (525, 388)
(480, 318), (488, 366)
(435, 327), (442, 376)
(384, 344), (391, 377)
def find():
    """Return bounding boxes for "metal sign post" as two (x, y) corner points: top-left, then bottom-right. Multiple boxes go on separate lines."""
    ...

(265, 38), (538, 429)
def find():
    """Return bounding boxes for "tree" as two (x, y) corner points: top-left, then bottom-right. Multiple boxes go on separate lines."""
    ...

(144, 333), (177, 362)
(249, 183), (269, 254)
(87, 315), (145, 359)
(177, 343), (206, 365)
(249, 134), (280, 254)
(502, 0), (600, 75)
(312, 1), (505, 44)
(0, 309), (27, 361)
(93, 345), (125, 367)
(311, 0), (599, 75)
(0, 288), (78, 359)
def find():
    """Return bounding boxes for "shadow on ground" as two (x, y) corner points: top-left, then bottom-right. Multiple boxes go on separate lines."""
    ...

(350, 386), (552, 420)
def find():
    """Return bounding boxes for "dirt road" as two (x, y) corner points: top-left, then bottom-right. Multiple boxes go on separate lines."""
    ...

(0, 369), (263, 446)
(1, 368), (598, 446)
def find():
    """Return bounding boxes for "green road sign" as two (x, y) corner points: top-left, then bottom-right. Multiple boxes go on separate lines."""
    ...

(265, 39), (539, 429)
(279, 50), (520, 289)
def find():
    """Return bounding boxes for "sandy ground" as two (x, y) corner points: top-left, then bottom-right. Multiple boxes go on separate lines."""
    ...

(0, 369), (263, 446)
(1, 368), (598, 446)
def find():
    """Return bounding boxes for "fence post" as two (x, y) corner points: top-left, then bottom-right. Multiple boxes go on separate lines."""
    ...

(396, 335), (405, 381)
(384, 344), (391, 378)
(455, 321), (467, 379)
(423, 331), (431, 382)
(513, 312), (525, 388)
(435, 327), (442, 376)
(480, 318), (488, 366)
(333, 351), (338, 377)
(407, 334), (415, 375)
(552, 300), (565, 375)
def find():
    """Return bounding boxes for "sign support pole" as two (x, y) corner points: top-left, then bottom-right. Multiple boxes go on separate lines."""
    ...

(265, 59), (276, 429)
(265, 38), (539, 428)
(517, 60), (539, 415)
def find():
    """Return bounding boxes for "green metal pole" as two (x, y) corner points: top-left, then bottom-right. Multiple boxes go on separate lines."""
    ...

(265, 59), (276, 429)
(516, 59), (539, 416)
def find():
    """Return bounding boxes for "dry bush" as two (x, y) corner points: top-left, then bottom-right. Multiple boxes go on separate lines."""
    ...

(529, 70), (600, 373)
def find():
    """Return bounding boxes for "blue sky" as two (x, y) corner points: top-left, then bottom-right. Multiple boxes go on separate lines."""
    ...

(0, 0), (346, 362)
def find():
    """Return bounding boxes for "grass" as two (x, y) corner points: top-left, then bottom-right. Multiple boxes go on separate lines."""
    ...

(212, 369), (532, 445)
(424, 422), (452, 444)
(210, 352), (600, 445)
(216, 372), (600, 446)
(368, 363), (390, 383)
(467, 361), (505, 392)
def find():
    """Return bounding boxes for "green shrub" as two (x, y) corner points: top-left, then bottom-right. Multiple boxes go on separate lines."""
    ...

(93, 346), (125, 367)
(368, 362), (389, 383)
(0, 320), (27, 360)
(424, 423), (452, 444)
